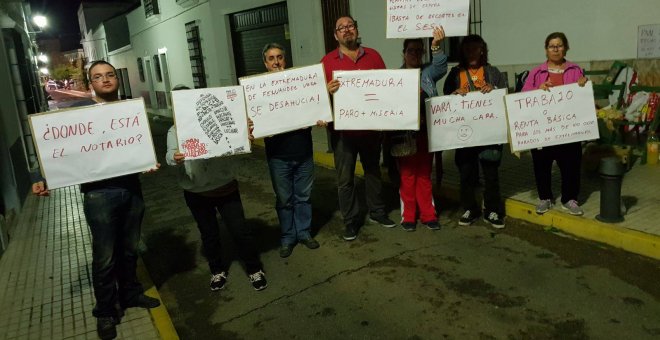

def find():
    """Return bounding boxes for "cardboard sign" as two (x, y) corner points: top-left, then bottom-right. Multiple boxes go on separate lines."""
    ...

(425, 89), (508, 152)
(29, 99), (157, 189)
(239, 64), (333, 138)
(638, 24), (660, 59)
(505, 82), (599, 152)
(333, 69), (420, 130)
(386, 0), (470, 38)
(171, 86), (251, 160)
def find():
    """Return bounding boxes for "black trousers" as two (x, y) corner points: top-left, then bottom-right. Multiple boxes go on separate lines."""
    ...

(530, 142), (582, 204)
(454, 145), (503, 214)
(184, 189), (262, 274)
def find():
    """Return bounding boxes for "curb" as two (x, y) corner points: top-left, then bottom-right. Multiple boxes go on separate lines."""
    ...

(505, 199), (660, 261)
(137, 258), (180, 340)
(254, 138), (660, 261)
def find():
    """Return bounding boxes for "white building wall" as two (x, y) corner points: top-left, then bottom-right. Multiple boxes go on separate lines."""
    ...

(107, 47), (140, 99)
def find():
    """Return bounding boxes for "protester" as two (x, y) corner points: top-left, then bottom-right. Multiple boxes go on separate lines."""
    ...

(32, 60), (160, 340)
(259, 43), (323, 258)
(443, 35), (507, 229)
(166, 85), (268, 293)
(522, 32), (588, 216)
(322, 15), (397, 241)
(394, 27), (447, 231)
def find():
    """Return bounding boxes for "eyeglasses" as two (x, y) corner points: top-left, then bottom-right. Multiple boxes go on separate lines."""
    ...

(335, 24), (356, 33)
(405, 48), (424, 55)
(91, 72), (116, 82)
(547, 45), (565, 50)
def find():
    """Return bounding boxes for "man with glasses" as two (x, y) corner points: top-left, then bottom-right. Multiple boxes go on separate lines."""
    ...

(321, 15), (397, 241)
(32, 60), (160, 340)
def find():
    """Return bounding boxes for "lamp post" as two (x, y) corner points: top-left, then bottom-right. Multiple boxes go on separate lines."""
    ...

(32, 15), (47, 30)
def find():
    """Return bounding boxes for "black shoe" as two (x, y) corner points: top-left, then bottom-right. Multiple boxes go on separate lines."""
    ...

(401, 222), (416, 232)
(423, 220), (441, 231)
(210, 272), (228, 291)
(483, 211), (505, 229)
(279, 245), (293, 258)
(343, 224), (358, 241)
(248, 270), (268, 291)
(369, 215), (397, 228)
(122, 294), (160, 309)
(458, 210), (480, 226)
(97, 316), (118, 340)
(299, 238), (320, 249)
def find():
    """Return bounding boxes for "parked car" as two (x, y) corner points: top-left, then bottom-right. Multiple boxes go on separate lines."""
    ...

(46, 80), (57, 90)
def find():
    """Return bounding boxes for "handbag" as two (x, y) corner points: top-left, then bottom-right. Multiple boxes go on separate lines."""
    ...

(390, 131), (417, 157)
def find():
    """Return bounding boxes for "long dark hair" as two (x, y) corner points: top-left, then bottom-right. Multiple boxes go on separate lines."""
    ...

(458, 34), (489, 69)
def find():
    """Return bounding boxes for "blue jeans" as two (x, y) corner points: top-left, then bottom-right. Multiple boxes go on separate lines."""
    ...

(83, 188), (145, 318)
(267, 156), (314, 246)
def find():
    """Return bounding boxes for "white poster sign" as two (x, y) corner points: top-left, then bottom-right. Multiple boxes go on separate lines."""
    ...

(638, 24), (660, 59)
(29, 99), (157, 189)
(239, 64), (333, 138)
(171, 86), (251, 160)
(505, 82), (599, 152)
(333, 69), (420, 130)
(386, 0), (470, 38)
(425, 89), (508, 152)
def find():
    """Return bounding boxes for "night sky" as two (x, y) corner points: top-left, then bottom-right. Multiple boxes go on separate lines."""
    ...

(28, 0), (137, 51)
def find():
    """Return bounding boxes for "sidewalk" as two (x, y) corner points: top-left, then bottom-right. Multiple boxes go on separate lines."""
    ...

(0, 186), (170, 339)
(306, 126), (660, 261)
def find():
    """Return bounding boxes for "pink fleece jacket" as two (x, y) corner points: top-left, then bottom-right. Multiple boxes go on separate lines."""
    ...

(521, 60), (583, 92)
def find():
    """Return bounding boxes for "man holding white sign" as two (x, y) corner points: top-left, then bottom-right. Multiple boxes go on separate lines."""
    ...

(323, 15), (397, 241)
(257, 43), (323, 258)
(32, 61), (160, 340)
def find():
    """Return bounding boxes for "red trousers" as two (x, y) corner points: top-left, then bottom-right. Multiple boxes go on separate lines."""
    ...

(397, 134), (436, 223)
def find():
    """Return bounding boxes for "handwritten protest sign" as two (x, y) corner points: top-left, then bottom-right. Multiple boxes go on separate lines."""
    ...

(239, 64), (333, 138)
(425, 89), (508, 152)
(29, 99), (156, 189)
(505, 82), (599, 152)
(638, 24), (660, 59)
(171, 86), (251, 160)
(386, 0), (470, 38)
(333, 69), (420, 130)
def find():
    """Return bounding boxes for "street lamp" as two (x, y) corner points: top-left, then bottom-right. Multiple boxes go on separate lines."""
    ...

(33, 15), (48, 29)
(39, 68), (49, 75)
(38, 54), (48, 63)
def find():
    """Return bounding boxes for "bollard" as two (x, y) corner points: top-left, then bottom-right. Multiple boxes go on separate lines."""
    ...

(596, 157), (625, 223)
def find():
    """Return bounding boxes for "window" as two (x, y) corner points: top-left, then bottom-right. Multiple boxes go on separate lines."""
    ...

(137, 58), (145, 82)
(440, 0), (482, 62)
(153, 55), (162, 82)
(144, 0), (160, 18)
(185, 21), (207, 88)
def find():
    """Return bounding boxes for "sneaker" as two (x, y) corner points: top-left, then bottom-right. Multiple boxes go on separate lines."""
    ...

(299, 238), (320, 249)
(210, 272), (227, 291)
(279, 245), (293, 258)
(343, 224), (358, 241)
(248, 270), (268, 291)
(423, 220), (441, 231)
(535, 199), (553, 215)
(96, 316), (118, 340)
(561, 199), (584, 216)
(458, 210), (480, 226)
(121, 294), (160, 309)
(483, 212), (505, 229)
(369, 215), (397, 228)
(401, 222), (416, 232)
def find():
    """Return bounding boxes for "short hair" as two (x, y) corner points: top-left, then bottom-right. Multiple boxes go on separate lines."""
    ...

(335, 15), (357, 29)
(403, 38), (424, 53)
(457, 34), (489, 69)
(172, 84), (190, 91)
(262, 43), (286, 63)
(545, 32), (570, 51)
(88, 60), (116, 79)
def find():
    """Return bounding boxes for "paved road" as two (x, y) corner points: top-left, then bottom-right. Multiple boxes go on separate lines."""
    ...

(47, 88), (92, 109)
(134, 118), (660, 339)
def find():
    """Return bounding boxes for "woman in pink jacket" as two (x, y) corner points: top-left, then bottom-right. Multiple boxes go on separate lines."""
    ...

(522, 32), (588, 216)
